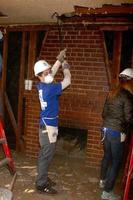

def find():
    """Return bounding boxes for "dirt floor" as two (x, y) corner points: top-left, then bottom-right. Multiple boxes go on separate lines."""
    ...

(0, 151), (132, 200)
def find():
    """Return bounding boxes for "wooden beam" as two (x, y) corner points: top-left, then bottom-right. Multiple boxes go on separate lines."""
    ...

(74, 4), (133, 15)
(95, 16), (133, 22)
(27, 32), (37, 79)
(4, 93), (18, 142)
(59, 16), (133, 25)
(59, 4), (133, 24)
(101, 31), (111, 87)
(0, 25), (50, 32)
(17, 32), (27, 151)
(1, 32), (8, 116)
(111, 31), (122, 87)
(99, 26), (129, 31)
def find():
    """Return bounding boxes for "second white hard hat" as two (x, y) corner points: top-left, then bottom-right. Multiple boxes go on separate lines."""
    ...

(119, 68), (133, 79)
(34, 60), (51, 76)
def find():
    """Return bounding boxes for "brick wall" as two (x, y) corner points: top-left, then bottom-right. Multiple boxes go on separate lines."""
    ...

(25, 25), (109, 167)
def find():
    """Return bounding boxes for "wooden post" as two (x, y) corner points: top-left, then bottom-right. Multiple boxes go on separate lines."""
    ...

(17, 32), (27, 151)
(111, 31), (122, 88)
(1, 31), (8, 116)
(2, 31), (21, 151)
(101, 31), (112, 87)
(27, 31), (37, 79)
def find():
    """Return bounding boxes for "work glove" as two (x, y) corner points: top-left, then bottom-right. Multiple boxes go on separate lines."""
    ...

(56, 48), (67, 63)
(62, 60), (70, 70)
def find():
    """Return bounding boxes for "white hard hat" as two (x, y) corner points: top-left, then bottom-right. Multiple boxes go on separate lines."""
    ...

(119, 68), (133, 80)
(34, 60), (51, 76)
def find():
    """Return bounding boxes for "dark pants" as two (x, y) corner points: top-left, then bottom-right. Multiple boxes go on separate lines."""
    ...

(100, 128), (124, 192)
(36, 128), (56, 187)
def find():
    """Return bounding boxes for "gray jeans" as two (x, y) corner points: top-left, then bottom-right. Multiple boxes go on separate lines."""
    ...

(36, 128), (56, 187)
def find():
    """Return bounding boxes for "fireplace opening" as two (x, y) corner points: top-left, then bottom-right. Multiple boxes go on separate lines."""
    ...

(56, 127), (87, 158)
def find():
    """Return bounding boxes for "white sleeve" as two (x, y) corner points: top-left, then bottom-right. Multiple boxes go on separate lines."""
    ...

(61, 68), (71, 90)
(51, 60), (61, 77)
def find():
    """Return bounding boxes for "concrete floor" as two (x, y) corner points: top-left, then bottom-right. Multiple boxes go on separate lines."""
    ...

(0, 151), (132, 200)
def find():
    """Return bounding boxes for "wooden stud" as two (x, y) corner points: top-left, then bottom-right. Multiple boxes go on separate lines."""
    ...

(1, 32), (8, 115)
(4, 93), (18, 142)
(1, 31), (21, 151)
(27, 31), (37, 79)
(101, 31), (111, 87)
(17, 32), (27, 151)
(111, 31), (122, 87)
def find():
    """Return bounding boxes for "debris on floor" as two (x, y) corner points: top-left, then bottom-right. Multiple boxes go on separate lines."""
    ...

(0, 151), (129, 200)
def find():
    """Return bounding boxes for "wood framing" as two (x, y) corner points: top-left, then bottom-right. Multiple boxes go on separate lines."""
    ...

(2, 32), (21, 150)
(27, 31), (37, 79)
(74, 4), (133, 15)
(111, 31), (122, 87)
(4, 93), (18, 145)
(99, 26), (130, 31)
(0, 26), (49, 151)
(0, 25), (50, 32)
(17, 32), (27, 150)
(101, 31), (111, 86)
(59, 4), (133, 27)
(1, 33), (8, 100)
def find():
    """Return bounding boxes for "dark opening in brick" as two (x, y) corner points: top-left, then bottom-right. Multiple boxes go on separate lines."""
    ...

(56, 127), (87, 157)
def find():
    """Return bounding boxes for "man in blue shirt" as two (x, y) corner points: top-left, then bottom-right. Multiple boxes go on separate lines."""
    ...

(34, 49), (71, 195)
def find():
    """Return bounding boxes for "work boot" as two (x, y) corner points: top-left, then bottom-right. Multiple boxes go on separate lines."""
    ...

(99, 179), (106, 189)
(36, 185), (57, 195)
(101, 191), (120, 200)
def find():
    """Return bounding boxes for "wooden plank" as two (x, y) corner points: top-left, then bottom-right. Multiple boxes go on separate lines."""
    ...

(4, 93), (18, 140)
(27, 31), (37, 79)
(111, 31), (122, 87)
(59, 16), (133, 25)
(0, 25), (50, 32)
(101, 31), (111, 86)
(74, 4), (133, 15)
(17, 32), (27, 151)
(1, 32), (8, 116)
(95, 17), (133, 22)
(100, 26), (129, 31)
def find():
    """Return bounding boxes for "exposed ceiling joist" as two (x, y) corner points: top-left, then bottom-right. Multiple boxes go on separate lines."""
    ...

(58, 4), (133, 27)
(74, 4), (133, 15)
